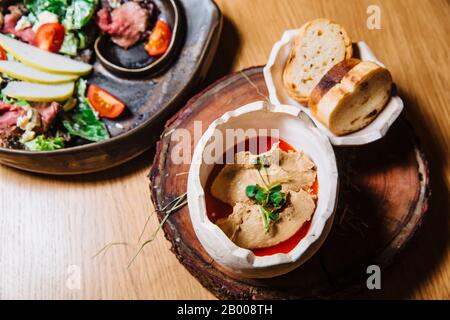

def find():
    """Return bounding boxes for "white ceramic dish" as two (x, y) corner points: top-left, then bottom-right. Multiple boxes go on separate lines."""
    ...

(187, 101), (338, 278)
(263, 29), (404, 146)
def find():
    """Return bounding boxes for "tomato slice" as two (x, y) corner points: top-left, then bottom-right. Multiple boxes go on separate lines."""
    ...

(87, 85), (126, 119)
(0, 46), (7, 60)
(34, 23), (65, 53)
(145, 20), (172, 57)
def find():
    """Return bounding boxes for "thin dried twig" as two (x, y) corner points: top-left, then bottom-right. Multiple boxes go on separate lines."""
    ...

(240, 70), (269, 102)
(127, 193), (188, 268)
(92, 242), (129, 259)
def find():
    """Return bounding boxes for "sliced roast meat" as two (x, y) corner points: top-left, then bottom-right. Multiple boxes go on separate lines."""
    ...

(2, 8), (21, 33)
(32, 102), (61, 132)
(0, 101), (25, 148)
(15, 27), (35, 43)
(2, 4), (35, 44)
(6, 4), (27, 16)
(96, 2), (149, 48)
(96, 7), (113, 31)
(0, 101), (25, 131)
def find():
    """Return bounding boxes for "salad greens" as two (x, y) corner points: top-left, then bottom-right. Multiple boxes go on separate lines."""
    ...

(63, 0), (98, 30)
(0, 0), (129, 151)
(59, 31), (79, 56)
(62, 79), (110, 142)
(24, 0), (98, 54)
(25, 0), (69, 17)
(25, 0), (97, 29)
(0, 90), (30, 107)
(24, 135), (65, 151)
(76, 77), (87, 96)
(77, 30), (87, 49)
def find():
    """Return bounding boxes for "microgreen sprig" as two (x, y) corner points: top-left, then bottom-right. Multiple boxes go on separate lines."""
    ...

(246, 156), (287, 232)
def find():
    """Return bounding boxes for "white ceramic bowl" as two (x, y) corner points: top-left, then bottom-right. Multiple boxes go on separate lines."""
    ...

(187, 101), (338, 278)
(263, 29), (404, 146)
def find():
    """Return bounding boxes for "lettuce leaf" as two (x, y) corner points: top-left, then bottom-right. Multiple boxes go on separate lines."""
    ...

(63, 0), (97, 30)
(62, 99), (110, 142)
(25, 0), (97, 30)
(59, 31), (79, 56)
(25, 135), (65, 151)
(24, 0), (69, 17)
(61, 79), (110, 142)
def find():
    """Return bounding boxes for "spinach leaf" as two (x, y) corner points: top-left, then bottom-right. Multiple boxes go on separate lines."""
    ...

(63, 0), (97, 30)
(24, 135), (65, 151)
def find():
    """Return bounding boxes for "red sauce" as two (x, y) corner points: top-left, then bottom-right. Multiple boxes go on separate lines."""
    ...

(253, 221), (311, 256)
(204, 136), (318, 256)
(205, 163), (233, 222)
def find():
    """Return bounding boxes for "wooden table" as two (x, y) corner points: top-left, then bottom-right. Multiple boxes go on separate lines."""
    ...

(0, 0), (448, 300)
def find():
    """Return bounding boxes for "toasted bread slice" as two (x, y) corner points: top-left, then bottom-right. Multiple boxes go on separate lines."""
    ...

(283, 19), (353, 103)
(309, 59), (393, 136)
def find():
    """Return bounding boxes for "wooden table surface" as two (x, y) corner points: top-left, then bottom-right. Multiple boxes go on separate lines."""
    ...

(0, 0), (449, 300)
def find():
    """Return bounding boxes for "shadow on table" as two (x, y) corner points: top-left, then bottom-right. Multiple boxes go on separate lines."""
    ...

(16, 146), (156, 183)
(361, 90), (450, 299)
(203, 15), (241, 87)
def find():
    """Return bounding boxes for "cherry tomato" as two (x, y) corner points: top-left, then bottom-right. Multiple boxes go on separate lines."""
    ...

(0, 46), (7, 60)
(34, 23), (65, 52)
(145, 20), (172, 57)
(87, 85), (126, 119)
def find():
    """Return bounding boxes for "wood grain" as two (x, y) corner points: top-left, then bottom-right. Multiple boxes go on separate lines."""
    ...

(150, 67), (430, 299)
(0, 0), (449, 299)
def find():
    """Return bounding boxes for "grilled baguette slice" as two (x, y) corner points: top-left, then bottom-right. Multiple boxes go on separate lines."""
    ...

(283, 19), (353, 103)
(309, 59), (393, 136)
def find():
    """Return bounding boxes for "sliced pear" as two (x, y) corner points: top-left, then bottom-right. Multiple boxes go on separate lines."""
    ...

(0, 61), (78, 84)
(0, 34), (92, 75)
(2, 81), (75, 102)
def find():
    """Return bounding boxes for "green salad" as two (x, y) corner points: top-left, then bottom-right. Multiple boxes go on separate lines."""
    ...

(0, 0), (165, 151)
(0, 0), (117, 151)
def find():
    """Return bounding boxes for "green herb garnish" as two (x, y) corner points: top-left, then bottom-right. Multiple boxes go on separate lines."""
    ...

(245, 156), (287, 232)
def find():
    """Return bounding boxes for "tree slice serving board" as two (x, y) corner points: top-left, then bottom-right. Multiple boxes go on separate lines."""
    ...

(149, 67), (430, 299)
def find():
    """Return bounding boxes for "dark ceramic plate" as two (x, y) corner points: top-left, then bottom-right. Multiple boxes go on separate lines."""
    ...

(95, 0), (184, 77)
(0, 0), (222, 174)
